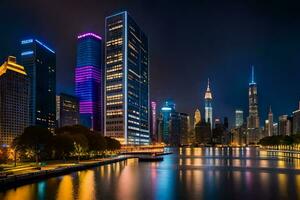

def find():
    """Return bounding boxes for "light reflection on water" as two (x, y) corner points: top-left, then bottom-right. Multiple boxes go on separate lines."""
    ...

(1, 147), (300, 200)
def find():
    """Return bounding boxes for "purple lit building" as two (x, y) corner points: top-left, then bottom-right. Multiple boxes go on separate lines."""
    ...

(75, 32), (102, 131)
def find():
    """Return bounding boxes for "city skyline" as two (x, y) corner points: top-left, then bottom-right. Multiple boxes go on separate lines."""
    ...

(1, 1), (300, 126)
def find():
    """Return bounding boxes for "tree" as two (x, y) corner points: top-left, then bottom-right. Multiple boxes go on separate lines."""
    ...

(51, 134), (74, 160)
(17, 126), (53, 165)
(105, 137), (121, 150)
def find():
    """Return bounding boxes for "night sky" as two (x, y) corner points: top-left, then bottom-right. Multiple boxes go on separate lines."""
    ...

(1, 0), (300, 126)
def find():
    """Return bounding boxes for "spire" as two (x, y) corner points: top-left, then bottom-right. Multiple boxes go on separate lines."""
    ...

(207, 78), (210, 91)
(269, 105), (272, 114)
(205, 78), (212, 99)
(250, 65), (256, 85)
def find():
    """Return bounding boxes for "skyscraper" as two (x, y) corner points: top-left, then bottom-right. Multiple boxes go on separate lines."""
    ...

(246, 66), (260, 144)
(247, 66), (259, 129)
(21, 39), (56, 133)
(204, 78), (213, 128)
(75, 32), (102, 132)
(267, 106), (273, 136)
(194, 109), (201, 127)
(0, 56), (29, 147)
(56, 93), (80, 128)
(150, 101), (157, 143)
(278, 115), (292, 135)
(105, 11), (149, 145)
(235, 109), (244, 127)
(293, 102), (300, 134)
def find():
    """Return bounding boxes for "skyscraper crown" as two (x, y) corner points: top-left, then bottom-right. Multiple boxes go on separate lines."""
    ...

(205, 78), (212, 99)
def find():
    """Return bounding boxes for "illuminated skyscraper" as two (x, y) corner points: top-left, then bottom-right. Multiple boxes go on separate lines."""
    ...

(278, 115), (292, 135)
(150, 101), (157, 142)
(0, 56), (29, 147)
(235, 109), (243, 127)
(21, 39), (56, 133)
(204, 78), (213, 128)
(75, 33), (102, 131)
(247, 66), (259, 129)
(194, 109), (201, 127)
(246, 66), (260, 143)
(267, 106), (273, 136)
(105, 11), (149, 145)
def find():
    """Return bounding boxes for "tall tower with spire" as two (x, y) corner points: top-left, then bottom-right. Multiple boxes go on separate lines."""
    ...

(247, 66), (259, 129)
(204, 78), (213, 128)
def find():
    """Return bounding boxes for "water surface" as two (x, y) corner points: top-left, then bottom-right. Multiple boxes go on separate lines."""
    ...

(1, 147), (300, 200)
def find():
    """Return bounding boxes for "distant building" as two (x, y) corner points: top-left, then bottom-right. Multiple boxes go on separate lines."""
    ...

(105, 11), (149, 145)
(150, 101), (158, 143)
(246, 66), (260, 144)
(56, 93), (79, 127)
(278, 115), (292, 135)
(0, 56), (29, 147)
(158, 100), (175, 144)
(235, 109), (243, 127)
(194, 109), (201, 128)
(21, 38), (56, 133)
(267, 106), (273, 136)
(195, 120), (211, 144)
(293, 102), (300, 134)
(273, 123), (278, 136)
(75, 32), (102, 132)
(204, 79), (213, 128)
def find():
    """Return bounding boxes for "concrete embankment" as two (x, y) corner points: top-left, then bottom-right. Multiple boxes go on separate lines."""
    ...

(0, 157), (128, 191)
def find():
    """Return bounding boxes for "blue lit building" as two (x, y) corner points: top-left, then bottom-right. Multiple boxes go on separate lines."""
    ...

(75, 33), (102, 132)
(105, 11), (149, 145)
(21, 39), (56, 133)
(160, 100), (175, 143)
(204, 78), (213, 129)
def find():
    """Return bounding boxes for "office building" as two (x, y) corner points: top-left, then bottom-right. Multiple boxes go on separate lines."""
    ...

(194, 109), (201, 128)
(278, 115), (292, 136)
(0, 56), (29, 147)
(235, 109), (243, 127)
(105, 11), (149, 145)
(75, 32), (102, 131)
(293, 102), (300, 134)
(56, 93), (80, 127)
(21, 38), (56, 133)
(150, 101), (157, 143)
(267, 106), (273, 136)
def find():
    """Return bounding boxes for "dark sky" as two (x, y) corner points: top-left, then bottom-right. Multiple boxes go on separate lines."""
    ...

(1, 0), (300, 126)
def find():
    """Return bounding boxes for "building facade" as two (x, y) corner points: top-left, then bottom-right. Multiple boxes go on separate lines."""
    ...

(56, 93), (80, 127)
(267, 106), (273, 136)
(293, 102), (300, 134)
(21, 39), (56, 133)
(204, 79), (213, 128)
(235, 109), (243, 127)
(0, 56), (29, 147)
(247, 66), (260, 143)
(194, 109), (201, 128)
(150, 101), (157, 143)
(75, 32), (102, 132)
(278, 115), (292, 136)
(105, 11), (149, 145)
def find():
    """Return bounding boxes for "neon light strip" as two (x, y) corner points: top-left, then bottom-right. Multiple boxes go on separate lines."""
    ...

(124, 11), (128, 144)
(77, 32), (102, 40)
(35, 39), (55, 53)
(21, 51), (34, 56)
(21, 39), (33, 44)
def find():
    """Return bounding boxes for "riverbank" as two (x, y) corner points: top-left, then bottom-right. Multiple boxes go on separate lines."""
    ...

(0, 156), (128, 191)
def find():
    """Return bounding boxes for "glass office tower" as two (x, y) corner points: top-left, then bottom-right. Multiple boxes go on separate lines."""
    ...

(105, 11), (149, 145)
(75, 33), (102, 131)
(21, 39), (56, 133)
(0, 56), (29, 147)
